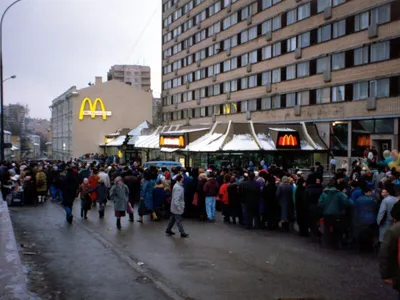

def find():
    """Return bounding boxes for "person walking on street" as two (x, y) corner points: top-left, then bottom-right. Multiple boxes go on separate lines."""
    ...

(276, 176), (295, 232)
(79, 178), (92, 219)
(110, 176), (129, 230)
(36, 167), (47, 203)
(166, 175), (189, 238)
(60, 168), (80, 224)
(90, 179), (108, 218)
(241, 172), (261, 229)
(379, 201), (400, 300)
(378, 189), (398, 245)
(203, 172), (219, 222)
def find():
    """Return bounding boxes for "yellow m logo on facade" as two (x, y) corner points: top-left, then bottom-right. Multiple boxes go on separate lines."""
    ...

(79, 98), (112, 120)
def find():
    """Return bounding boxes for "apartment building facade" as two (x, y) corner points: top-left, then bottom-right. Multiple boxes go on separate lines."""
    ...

(162, 0), (400, 163)
(107, 65), (151, 91)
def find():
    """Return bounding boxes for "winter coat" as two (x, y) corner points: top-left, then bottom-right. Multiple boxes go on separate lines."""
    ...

(318, 187), (350, 216)
(98, 171), (111, 188)
(60, 172), (80, 207)
(203, 178), (219, 197)
(171, 182), (185, 215)
(92, 184), (108, 204)
(78, 169), (90, 183)
(379, 222), (400, 293)
(241, 180), (261, 213)
(350, 195), (377, 226)
(153, 184), (166, 207)
(349, 187), (363, 203)
(218, 183), (229, 205)
(196, 179), (207, 210)
(124, 174), (141, 204)
(227, 182), (241, 216)
(35, 171), (47, 193)
(140, 179), (156, 210)
(378, 196), (398, 242)
(304, 184), (323, 207)
(110, 183), (129, 212)
(276, 183), (294, 221)
(88, 175), (100, 201)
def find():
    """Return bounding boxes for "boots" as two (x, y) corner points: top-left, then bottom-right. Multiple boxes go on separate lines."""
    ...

(116, 218), (121, 230)
(151, 212), (158, 221)
(99, 210), (104, 218)
(129, 213), (134, 222)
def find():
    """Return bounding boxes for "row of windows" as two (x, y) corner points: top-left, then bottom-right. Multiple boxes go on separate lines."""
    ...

(163, 76), (399, 121)
(163, 2), (393, 77)
(163, 38), (398, 100)
(162, 0), (353, 59)
(163, 0), (205, 19)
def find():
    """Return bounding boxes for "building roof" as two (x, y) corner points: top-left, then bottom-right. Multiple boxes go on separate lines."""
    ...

(128, 121), (152, 136)
(102, 135), (126, 147)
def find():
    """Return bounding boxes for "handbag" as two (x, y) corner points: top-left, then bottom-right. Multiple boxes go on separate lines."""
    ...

(127, 202), (134, 214)
(192, 193), (199, 206)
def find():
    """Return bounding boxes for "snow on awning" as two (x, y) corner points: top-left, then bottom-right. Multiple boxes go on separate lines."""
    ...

(186, 133), (223, 152)
(11, 145), (19, 151)
(134, 134), (160, 149)
(104, 135), (126, 147)
(223, 134), (259, 151)
(257, 134), (275, 150)
(128, 121), (151, 136)
(160, 147), (178, 152)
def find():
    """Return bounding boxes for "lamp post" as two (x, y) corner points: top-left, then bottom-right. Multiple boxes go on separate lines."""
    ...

(3, 75), (16, 82)
(0, 0), (22, 161)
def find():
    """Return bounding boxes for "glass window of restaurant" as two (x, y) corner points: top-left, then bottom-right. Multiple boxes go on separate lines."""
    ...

(351, 119), (394, 157)
(330, 122), (348, 157)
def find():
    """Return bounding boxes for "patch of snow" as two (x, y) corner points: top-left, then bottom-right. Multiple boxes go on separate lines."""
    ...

(300, 140), (314, 150)
(128, 121), (151, 136)
(269, 127), (296, 132)
(186, 133), (223, 152)
(105, 135), (126, 147)
(223, 134), (259, 151)
(135, 134), (160, 149)
(165, 128), (210, 134)
(257, 134), (276, 150)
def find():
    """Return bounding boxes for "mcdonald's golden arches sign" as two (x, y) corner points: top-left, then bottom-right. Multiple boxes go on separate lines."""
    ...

(276, 131), (301, 149)
(79, 97), (112, 120)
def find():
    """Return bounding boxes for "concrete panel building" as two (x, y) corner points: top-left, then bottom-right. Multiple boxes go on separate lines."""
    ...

(162, 0), (400, 165)
(50, 77), (152, 161)
(107, 65), (151, 91)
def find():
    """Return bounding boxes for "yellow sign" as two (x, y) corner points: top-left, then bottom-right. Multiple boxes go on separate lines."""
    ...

(79, 97), (112, 120)
(159, 135), (185, 148)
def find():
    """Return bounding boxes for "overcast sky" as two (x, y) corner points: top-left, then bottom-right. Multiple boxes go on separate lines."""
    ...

(1, 0), (161, 119)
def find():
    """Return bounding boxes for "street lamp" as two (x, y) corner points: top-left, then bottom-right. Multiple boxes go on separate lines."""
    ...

(3, 75), (16, 82)
(1, 0), (22, 161)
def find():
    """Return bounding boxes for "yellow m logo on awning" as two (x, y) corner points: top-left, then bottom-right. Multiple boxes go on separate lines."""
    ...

(79, 97), (112, 120)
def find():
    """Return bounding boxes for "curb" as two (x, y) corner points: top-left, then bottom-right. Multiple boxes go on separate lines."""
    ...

(0, 200), (31, 300)
(57, 204), (186, 300)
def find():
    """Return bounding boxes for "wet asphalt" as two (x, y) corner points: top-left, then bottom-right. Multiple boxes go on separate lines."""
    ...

(9, 200), (398, 300)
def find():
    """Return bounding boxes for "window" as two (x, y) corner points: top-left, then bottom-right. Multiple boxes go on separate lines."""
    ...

(223, 16), (231, 30)
(318, 24), (331, 43)
(286, 64), (296, 80)
(333, 20), (346, 38)
(316, 87), (331, 104)
(298, 32), (310, 48)
(241, 7), (249, 20)
(371, 4), (391, 25)
(231, 80), (238, 91)
(223, 103), (231, 115)
(231, 103), (237, 114)
(298, 3), (311, 21)
(262, 45), (272, 60)
(249, 26), (258, 40)
(214, 63), (221, 75)
(355, 11), (369, 32)
(297, 61), (309, 77)
(224, 81), (231, 93)
(262, 0), (272, 10)
(332, 85), (345, 102)
(262, 20), (272, 35)
(354, 46), (369, 66)
(272, 68), (281, 83)
(317, 56), (331, 73)
(223, 60), (231, 72)
(262, 71), (271, 85)
(287, 37), (296, 52)
(287, 9), (297, 25)
(214, 105), (221, 115)
(353, 81), (369, 100)
(261, 97), (271, 110)
(241, 30), (249, 43)
(241, 100), (248, 112)
(370, 41), (390, 62)
(201, 107), (206, 117)
(272, 15), (281, 31)
(241, 77), (248, 89)
(241, 54), (249, 66)
(231, 35), (238, 47)
(272, 95), (281, 109)
(231, 57), (238, 69)
(248, 75), (257, 88)
(286, 93), (296, 107)
(249, 50), (258, 64)
(298, 91), (310, 106)
(332, 52), (345, 70)
(317, 0), (330, 13)
(208, 66), (214, 77)
(370, 78), (389, 98)
(273, 42), (281, 56)
(213, 84), (221, 95)
(248, 99), (257, 111)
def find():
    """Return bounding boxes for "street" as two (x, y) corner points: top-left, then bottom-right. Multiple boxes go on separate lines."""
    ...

(10, 201), (397, 300)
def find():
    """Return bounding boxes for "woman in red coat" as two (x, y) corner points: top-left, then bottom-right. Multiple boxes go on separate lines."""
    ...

(88, 169), (100, 207)
(218, 174), (231, 223)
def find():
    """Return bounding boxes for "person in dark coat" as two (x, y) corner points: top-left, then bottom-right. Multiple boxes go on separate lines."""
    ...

(61, 168), (80, 223)
(196, 173), (208, 221)
(90, 179), (108, 219)
(304, 177), (323, 241)
(227, 176), (242, 225)
(262, 175), (278, 230)
(241, 172), (261, 229)
(153, 179), (166, 219)
(123, 170), (141, 222)
(23, 175), (38, 206)
(295, 177), (308, 237)
(276, 176), (295, 231)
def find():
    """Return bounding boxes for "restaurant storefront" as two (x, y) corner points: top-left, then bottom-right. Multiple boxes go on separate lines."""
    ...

(134, 121), (328, 169)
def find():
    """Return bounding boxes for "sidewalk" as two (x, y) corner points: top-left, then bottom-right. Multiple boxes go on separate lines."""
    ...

(0, 199), (30, 300)
(71, 201), (396, 300)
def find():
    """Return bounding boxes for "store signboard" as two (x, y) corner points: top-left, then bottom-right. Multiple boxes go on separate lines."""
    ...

(159, 135), (185, 148)
(276, 131), (301, 149)
(79, 97), (112, 120)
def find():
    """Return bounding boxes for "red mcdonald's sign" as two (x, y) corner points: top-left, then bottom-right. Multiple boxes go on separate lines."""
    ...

(278, 134), (298, 147)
